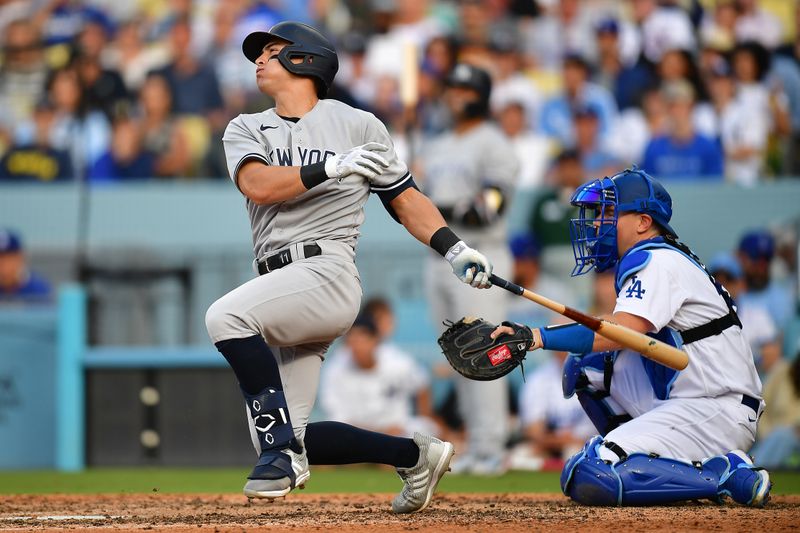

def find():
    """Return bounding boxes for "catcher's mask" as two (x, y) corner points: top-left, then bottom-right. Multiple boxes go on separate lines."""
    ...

(569, 168), (677, 276)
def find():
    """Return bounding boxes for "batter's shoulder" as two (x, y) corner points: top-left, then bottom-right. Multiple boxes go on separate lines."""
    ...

(318, 99), (383, 129)
(227, 109), (277, 129)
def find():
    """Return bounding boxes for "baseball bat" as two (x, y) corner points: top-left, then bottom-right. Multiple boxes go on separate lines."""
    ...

(489, 274), (689, 371)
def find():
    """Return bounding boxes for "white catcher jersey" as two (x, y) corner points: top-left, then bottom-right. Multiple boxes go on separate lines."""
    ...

(418, 122), (519, 247)
(222, 99), (411, 260)
(614, 248), (762, 400)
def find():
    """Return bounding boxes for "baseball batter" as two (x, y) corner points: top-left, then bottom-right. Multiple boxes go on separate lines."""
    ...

(491, 169), (771, 506)
(205, 22), (493, 513)
(417, 63), (518, 474)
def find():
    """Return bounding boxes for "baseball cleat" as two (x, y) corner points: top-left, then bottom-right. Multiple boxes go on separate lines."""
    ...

(243, 446), (310, 499)
(391, 432), (455, 514)
(715, 450), (771, 507)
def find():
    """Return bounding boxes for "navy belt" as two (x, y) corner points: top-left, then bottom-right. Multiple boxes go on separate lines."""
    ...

(742, 394), (760, 414)
(257, 244), (321, 275)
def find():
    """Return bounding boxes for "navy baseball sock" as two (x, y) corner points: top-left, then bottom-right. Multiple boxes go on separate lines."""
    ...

(304, 421), (419, 468)
(215, 335), (282, 395)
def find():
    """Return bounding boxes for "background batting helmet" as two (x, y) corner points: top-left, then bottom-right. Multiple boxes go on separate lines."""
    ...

(445, 63), (492, 118)
(242, 21), (339, 98)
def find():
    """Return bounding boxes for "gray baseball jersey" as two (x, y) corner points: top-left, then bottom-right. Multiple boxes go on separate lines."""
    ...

(223, 99), (411, 261)
(418, 122), (519, 247)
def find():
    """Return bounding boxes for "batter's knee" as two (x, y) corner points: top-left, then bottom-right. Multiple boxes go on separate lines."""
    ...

(205, 296), (251, 342)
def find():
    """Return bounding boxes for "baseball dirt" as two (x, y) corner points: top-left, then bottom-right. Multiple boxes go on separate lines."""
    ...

(1, 493), (797, 532)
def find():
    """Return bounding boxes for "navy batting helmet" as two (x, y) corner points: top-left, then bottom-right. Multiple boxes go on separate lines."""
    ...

(446, 63), (492, 118)
(242, 21), (339, 98)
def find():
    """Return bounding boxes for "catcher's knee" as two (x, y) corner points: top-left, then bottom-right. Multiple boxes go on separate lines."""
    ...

(561, 436), (622, 506)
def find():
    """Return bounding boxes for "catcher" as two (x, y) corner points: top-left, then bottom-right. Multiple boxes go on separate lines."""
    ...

(439, 168), (771, 507)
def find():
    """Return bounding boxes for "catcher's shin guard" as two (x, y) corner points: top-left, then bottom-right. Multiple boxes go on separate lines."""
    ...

(561, 437), (727, 506)
(243, 387), (308, 497)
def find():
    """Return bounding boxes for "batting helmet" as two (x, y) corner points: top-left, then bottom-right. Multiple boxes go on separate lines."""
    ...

(445, 63), (492, 118)
(242, 21), (339, 98)
(569, 168), (676, 275)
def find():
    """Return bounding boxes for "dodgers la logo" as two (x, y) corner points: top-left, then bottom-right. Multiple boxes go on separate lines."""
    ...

(625, 276), (646, 299)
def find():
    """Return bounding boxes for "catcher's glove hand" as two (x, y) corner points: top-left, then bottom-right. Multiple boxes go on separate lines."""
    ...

(437, 317), (533, 381)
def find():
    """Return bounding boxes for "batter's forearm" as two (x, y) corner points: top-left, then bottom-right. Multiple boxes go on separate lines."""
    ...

(237, 161), (309, 204)
(392, 188), (449, 245)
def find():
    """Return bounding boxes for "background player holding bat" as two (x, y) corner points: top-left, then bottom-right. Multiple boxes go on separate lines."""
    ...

(440, 168), (771, 506)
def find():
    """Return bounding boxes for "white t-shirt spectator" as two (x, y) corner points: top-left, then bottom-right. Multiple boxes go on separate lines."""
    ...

(736, 8), (784, 49)
(640, 7), (696, 63)
(321, 343), (431, 436)
(519, 357), (595, 439)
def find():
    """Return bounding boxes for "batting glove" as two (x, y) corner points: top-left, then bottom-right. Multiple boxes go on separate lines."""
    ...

(445, 241), (493, 289)
(324, 142), (389, 181)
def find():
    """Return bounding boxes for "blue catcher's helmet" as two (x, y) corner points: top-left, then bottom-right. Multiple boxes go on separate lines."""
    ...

(569, 168), (676, 276)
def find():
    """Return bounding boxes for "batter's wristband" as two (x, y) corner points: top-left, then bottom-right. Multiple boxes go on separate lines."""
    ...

(430, 226), (461, 257)
(540, 323), (595, 354)
(300, 161), (328, 190)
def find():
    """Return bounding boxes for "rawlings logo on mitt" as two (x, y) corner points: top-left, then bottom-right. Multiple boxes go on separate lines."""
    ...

(437, 317), (533, 381)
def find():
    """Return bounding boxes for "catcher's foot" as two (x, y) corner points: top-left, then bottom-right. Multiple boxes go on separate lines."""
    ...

(391, 433), (455, 514)
(244, 446), (309, 499)
(717, 450), (771, 507)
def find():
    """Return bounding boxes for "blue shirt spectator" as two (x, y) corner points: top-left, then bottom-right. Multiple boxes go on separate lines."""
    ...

(641, 134), (723, 180)
(538, 54), (618, 147)
(0, 230), (52, 302)
(640, 80), (723, 180)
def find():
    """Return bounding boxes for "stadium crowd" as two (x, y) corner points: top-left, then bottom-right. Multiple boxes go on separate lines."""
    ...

(1, 0), (798, 471)
(0, 0), (799, 184)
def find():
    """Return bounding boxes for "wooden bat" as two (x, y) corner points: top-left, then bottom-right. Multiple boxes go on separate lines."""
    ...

(489, 274), (689, 371)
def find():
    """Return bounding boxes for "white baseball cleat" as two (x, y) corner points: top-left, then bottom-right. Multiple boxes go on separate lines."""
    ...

(243, 446), (310, 499)
(391, 433), (455, 514)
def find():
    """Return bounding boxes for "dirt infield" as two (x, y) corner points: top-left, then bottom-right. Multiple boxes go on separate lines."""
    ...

(1, 493), (798, 532)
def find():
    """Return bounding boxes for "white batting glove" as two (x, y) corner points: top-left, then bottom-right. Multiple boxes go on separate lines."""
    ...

(445, 241), (493, 289)
(324, 142), (389, 181)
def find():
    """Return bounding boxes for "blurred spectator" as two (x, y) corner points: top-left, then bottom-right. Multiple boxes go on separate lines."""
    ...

(732, 41), (792, 169)
(657, 48), (716, 137)
(572, 104), (622, 175)
(0, 229), (51, 302)
(606, 87), (668, 167)
(699, 0), (738, 54)
(363, 0), (446, 83)
(706, 59), (768, 186)
(320, 313), (437, 438)
(737, 229), (795, 331)
(103, 19), (171, 92)
(528, 149), (584, 251)
(508, 347), (595, 471)
(72, 20), (130, 119)
(0, 100), (73, 182)
(88, 115), (155, 182)
(735, 0), (784, 50)
(640, 80), (723, 180)
(151, 16), (226, 131)
(34, 0), (114, 47)
(709, 252), (781, 374)
(538, 54), (618, 148)
(630, 0), (696, 64)
(593, 17), (657, 111)
(488, 29), (542, 128)
(138, 74), (192, 178)
(495, 99), (550, 190)
(46, 67), (111, 179)
(0, 19), (49, 138)
(505, 233), (578, 329)
(750, 352), (800, 469)
(520, 0), (595, 72)
(771, 39), (800, 175)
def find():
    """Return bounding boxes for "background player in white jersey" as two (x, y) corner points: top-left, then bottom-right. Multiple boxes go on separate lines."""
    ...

(204, 22), (494, 514)
(491, 168), (772, 506)
(417, 63), (519, 475)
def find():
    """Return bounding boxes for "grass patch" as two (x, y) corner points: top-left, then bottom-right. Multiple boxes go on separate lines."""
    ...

(0, 467), (796, 495)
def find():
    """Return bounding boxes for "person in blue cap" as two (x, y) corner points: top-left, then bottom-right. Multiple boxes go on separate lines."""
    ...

(0, 229), (52, 302)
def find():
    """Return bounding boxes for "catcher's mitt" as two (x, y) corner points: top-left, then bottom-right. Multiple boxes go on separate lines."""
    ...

(437, 317), (533, 381)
